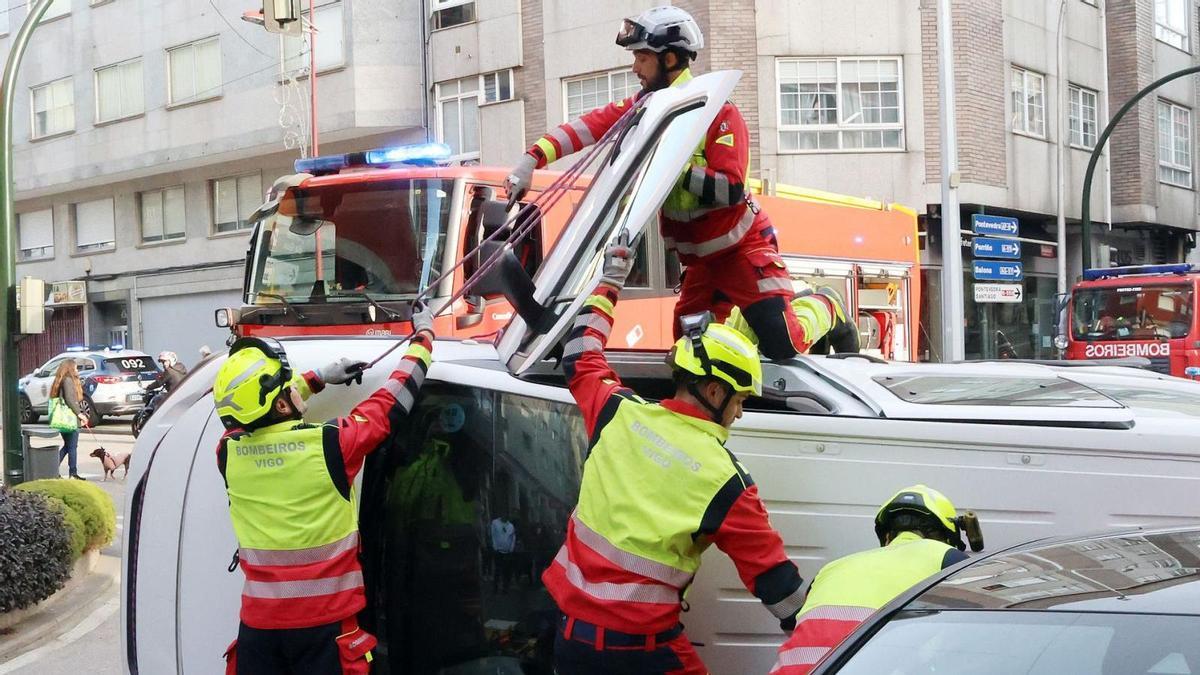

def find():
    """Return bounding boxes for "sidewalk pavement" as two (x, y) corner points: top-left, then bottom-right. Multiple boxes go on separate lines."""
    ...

(0, 553), (121, 669)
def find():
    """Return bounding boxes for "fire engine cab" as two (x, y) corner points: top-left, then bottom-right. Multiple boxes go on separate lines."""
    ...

(1063, 264), (1200, 376)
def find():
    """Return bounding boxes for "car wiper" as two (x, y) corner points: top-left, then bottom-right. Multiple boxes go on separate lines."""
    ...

(255, 292), (309, 320)
(327, 290), (406, 321)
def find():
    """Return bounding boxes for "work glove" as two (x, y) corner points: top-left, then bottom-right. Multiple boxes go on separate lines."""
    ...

(600, 233), (636, 290)
(411, 301), (435, 338)
(504, 154), (537, 206)
(318, 357), (368, 386)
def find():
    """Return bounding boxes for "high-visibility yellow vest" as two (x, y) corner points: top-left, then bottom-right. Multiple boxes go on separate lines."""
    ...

(225, 422), (356, 554)
(799, 532), (952, 614)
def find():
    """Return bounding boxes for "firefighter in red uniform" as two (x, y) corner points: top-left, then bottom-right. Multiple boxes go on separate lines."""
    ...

(506, 6), (857, 359)
(544, 242), (804, 674)
(213, 306), (435, 674)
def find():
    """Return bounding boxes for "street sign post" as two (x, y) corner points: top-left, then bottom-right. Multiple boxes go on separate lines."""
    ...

(973, 260), (1024, 281)
(972, 236), (1021, 259)
(974, 283), (1024, 303)
(971, 214), (1019, 237)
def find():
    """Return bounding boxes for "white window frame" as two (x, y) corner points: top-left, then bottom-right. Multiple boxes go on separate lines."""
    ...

(430, 0), (475, 31)
(94, 57), (144, 124)
(1011, 66), (1046, 139)
(1157, 98), (1192, 189)
(435, 76), (481, 160)
(138, 186), (187, 244)
(562, 68), (640, 122)
(73, 198), (116, 253)
(1068, 83), (1098, 150)
(282, 0), (345, 75)
(482, 69), (514, 105)
(166, 36), (222, 106)
(29, 0), (70, 22)
(1155, 0), (1190, 52)
(211, 173), (263, 234)
(775, 56), (906, 154)
(30, 77), (74, 140)
(17, 209), (54, 261)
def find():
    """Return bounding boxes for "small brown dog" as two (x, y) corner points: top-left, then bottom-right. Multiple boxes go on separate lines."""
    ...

(90, 448), (131, 481)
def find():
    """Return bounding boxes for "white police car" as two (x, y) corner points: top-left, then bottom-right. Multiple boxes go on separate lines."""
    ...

(19, 346), (160, 426)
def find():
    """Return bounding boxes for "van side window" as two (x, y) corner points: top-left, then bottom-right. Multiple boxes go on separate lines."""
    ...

(371, 383), (586, 674)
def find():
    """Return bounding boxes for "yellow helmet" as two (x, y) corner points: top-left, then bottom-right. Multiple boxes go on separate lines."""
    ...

(669, 312), (762, 396)
(874, 484), (962, 548)
(213, 337), (293, 429)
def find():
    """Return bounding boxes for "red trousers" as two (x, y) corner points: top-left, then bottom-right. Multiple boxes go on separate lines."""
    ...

(674, 235), (810, 359)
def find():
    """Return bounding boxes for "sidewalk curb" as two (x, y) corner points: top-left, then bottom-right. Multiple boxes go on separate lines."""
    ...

(0, 552), (120, 664)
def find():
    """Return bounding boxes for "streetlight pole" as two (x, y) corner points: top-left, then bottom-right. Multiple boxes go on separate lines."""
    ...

(3, 0), (57, 485)
(937, 0), (965, 362)
(308, 0), (318, 155)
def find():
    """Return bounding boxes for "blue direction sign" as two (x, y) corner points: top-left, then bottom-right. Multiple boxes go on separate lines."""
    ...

(972, 214), (1019, 237)
(973, 260), (1023, 281)
(973, 237), (1021, 259)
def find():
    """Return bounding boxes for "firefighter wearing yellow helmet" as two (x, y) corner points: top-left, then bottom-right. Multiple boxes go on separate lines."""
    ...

(213, 305), (435, 674)
(546, 242), (803, 675)
(770, 485), (985, 675)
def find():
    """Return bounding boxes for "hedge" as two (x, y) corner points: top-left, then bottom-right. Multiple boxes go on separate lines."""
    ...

(0, 487), (72, 612)
(44, 498), (87, 561)
(15, 479), (116, 551)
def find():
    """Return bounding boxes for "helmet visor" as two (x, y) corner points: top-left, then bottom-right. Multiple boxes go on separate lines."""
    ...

(615, 18), (648, 48)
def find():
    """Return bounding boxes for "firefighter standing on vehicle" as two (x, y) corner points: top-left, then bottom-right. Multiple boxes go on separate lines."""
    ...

(770, 485), (980, 675)
(544, 242), (804, 674)
(212, 305), (435, 675)
(505, 6), (857, 359)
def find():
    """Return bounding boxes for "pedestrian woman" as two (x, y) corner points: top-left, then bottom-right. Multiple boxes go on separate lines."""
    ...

(50, 360), (89, 480)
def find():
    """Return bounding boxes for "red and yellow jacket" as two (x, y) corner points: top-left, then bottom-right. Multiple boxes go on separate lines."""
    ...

(542, 282), (803, 633)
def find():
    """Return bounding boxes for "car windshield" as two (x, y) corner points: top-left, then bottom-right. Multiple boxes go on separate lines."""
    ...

(1072, 284), (1194, 341)
(247, 179), (453, 303)
(834, 610), (1200, 674)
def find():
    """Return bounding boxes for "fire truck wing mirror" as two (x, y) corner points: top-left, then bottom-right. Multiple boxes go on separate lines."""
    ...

(288, 217), (330, 236)
(469, 240), (546, 330)
(215, 307), (241, 329)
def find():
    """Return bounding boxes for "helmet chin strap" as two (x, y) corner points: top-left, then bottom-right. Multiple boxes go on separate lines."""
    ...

(687, 380), (734, 425)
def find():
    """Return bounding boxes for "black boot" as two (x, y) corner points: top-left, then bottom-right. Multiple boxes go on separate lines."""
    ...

(70, 473), (86, 480)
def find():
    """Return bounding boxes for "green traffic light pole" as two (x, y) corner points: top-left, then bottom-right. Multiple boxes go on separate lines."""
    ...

(3, 0), (56, 486)
(1081, 64), (1200, 272)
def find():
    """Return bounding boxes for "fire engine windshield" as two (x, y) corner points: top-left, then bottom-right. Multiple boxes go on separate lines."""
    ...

(1072, 284), (1194, 341)
(247, 179), (452, 303)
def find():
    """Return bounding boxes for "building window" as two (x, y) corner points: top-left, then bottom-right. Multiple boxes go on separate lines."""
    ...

(73, 198), (116, 252)
(31, 77), (74, 139)
(436, 76), (480, 158)
(1068, 84), (1098, 149)
(1158, 99), (1192, 188)
(430, 0), (474, 30)
(564, 69), (639, 121)
(212, 173), (263, 233)
(29, 0), (70, 21)
(1155, 0), (1190, 51)
(1011, 66), (1045, 138)
(95, 58), (144, 123)
(776, 57), (904, 152)
(283, 1), (344, 73)
(17, 209), (54, 261)
(168, 36), (222, 106)
(140, 187), (186, 243)
(482, 70), (514, 104)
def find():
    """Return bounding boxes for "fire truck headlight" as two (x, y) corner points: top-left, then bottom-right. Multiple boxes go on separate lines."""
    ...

(1053, 334), (1068, 350)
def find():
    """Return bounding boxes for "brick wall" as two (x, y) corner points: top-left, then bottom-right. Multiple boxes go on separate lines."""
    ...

(518, 0), (547, 149)
(674, 0), (760, 172)
(1106, 0), (1158, 209)
(921, 0), (1007, 188)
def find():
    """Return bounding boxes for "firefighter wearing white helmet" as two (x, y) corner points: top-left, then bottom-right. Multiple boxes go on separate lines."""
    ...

(212, 305), (435, 674)
(544, 242), (803, 675)
(506, 5), (854, 361)
(770, 485), (984, 675)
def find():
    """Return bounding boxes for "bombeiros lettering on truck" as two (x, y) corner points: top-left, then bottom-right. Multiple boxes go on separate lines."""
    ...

(1083, 342), (1171, 359)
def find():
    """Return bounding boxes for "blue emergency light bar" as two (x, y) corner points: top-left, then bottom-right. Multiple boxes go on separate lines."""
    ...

(294, 142), (454, 175)
(1081, 263), (1195, 281)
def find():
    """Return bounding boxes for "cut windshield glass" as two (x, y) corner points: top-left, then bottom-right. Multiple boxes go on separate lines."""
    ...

(1072, 284), (1194, 342)
(247, 179), (452, 303)
(873, 375), (1117, 407)
(834, 610), (1200, 675)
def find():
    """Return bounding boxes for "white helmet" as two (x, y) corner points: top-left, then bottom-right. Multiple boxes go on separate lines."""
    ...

(615, 6), (704, 54)
(157, 351), (178, 367)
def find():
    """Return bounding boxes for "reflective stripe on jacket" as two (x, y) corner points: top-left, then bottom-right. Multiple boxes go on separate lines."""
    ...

(545, 282), (803, 634)
(526, 69), (769, 266)
(769, 533), (965, 675)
